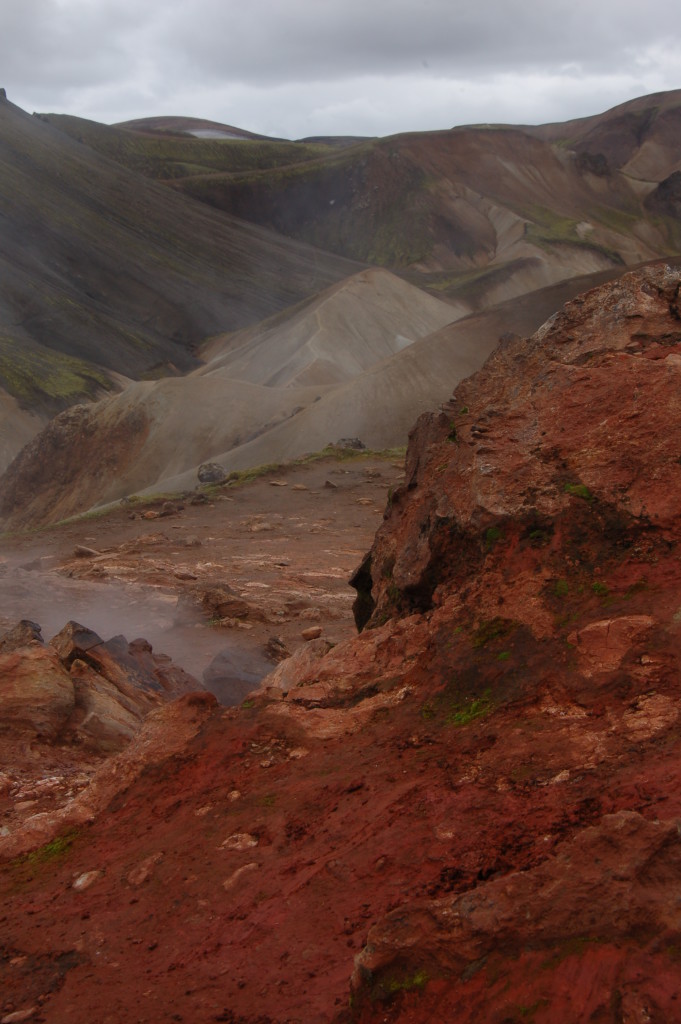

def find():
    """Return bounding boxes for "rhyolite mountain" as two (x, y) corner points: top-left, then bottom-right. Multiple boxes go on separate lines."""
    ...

(0, 264), (630, 529)
(1, 88), (681, 517)
(74, 89), (680, 302)
(0, 92), (360, 466)
(3, 267), (681, 1022)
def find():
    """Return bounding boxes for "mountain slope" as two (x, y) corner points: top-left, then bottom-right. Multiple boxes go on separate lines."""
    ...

(4, 268), (681, 1023)
(32, 91), (681, 330)
(0, 270), (457, 524)
(0, 94), (361, 462)
(162, 90), (681, 302)
(0, 265), (632, 528)
(199, 267), (460, 388)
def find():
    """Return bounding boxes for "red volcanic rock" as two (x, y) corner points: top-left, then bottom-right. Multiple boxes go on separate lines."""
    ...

(351, 811), (681, 1021)
(357, 263), (681, 630)
(0, 643), (74, 738)
(4, 267), (681, 1023)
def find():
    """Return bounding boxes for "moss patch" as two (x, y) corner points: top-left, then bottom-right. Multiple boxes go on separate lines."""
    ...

(0, 335), (112, 408)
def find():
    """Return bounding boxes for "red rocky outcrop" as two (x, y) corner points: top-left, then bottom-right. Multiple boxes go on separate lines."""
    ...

(3, 266), (681, 1023)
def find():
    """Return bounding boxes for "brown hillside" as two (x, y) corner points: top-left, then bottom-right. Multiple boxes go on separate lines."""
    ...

(164, 92), (681, 303)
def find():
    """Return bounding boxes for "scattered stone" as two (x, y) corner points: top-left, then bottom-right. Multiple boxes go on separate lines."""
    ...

(223, 862), (259, 890)
(174, 570), (198, 581)
(249, 521), (274, 532)
(330, 438), (366, 450)
(202, 587), (257, 622)
(269, 480), (288, 487)
(324, 480), (338, 489)
(220, 833), (259, 851)
(74, 545), (100, 558)
(1, 1008), (38, 1023)
(265, 636), (291, 662)
(141, 510), (159, 520)
(190, 493), (208, 505)
(127, 852), (164, 887)
(292, 484), (308, 491)
(158, 501), (178, 517)
(198, 462), (227, 484)
(301, 626), (323, 641)
(72, 870), (102, 891)
(183, 535), (202, 547)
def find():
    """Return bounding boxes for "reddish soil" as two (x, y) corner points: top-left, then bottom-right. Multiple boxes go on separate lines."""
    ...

(4, 268), (681, 1023)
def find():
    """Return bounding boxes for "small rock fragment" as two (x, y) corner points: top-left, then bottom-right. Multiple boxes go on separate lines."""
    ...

(159, 501), (178, 518)
(127, 852), (164, 887)
(265, 636), (290, 662)
(2, 1007), (38, 1023)
(301, 626), (323, 641)
(220, 833), (259, 851)
(74, 545), (100, 558)
(72, 870), (102, 891)
(223, 862), (259, 890)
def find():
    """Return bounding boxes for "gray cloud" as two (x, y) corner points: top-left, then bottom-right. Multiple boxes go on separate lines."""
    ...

(1, 0), (680, 136)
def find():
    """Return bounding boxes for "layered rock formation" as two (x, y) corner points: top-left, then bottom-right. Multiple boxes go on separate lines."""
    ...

(3, 266), (681, 1023)
(0, 619), (200, 858)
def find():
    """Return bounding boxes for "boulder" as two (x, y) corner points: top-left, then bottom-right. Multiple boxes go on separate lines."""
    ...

(197, 462), (227, 484)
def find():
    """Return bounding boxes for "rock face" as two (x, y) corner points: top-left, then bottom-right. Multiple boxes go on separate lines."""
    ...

(357, 262), (681, 631)
(0, 618), (199, 749)
(4, 267), (681, 1023)
(0, 618), (202, 859)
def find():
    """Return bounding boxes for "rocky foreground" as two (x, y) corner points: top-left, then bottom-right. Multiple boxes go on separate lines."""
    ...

(3, 265), (681, 1022)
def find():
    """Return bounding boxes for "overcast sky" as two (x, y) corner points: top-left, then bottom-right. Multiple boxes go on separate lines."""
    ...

(2, 0), (680, 138)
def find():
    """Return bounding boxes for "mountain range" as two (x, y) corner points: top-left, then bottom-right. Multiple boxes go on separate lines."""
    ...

(1, 88), (681, 525)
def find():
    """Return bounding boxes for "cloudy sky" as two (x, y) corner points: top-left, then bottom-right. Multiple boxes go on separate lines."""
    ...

(2, 0), (680, 138)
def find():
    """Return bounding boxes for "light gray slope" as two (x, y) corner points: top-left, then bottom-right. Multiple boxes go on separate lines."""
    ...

(199, 268), (461, 387)
(0, 264), (637, 529)
(146, 266), (635, 493)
